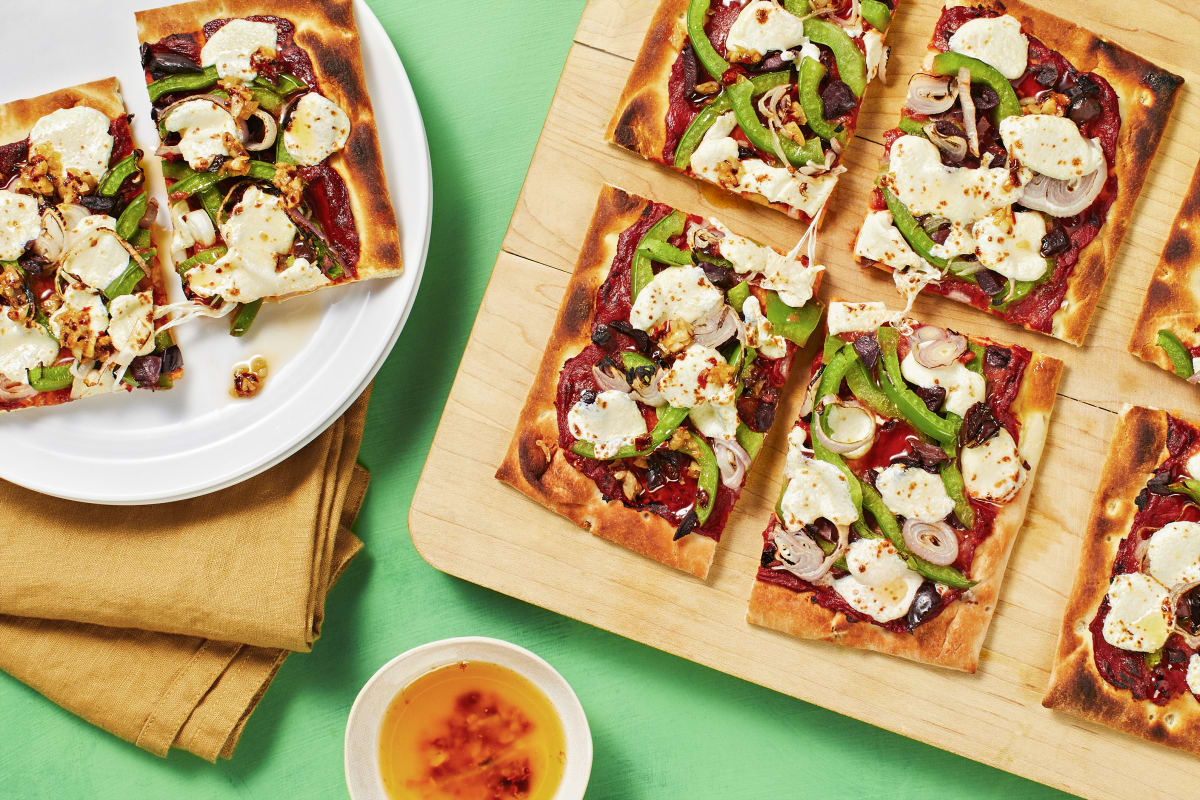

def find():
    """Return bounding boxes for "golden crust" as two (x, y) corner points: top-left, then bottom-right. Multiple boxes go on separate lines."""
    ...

(0, 78), (126, 144)
(1043, 406), (1200, 755)
(860, 0), (1182, 346)
(135, 0), (402, 286)
(747, 341), (1064, 672)
(1129, 162), (1200, 376)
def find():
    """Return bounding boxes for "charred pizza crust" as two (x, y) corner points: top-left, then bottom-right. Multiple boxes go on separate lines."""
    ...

(747, 342), (1063, 672)
(1129, 163), (1200, 375)
(135, 0), (402, 285)
(859, 0), (1182, 346)
(1043, 406), (1200, 755)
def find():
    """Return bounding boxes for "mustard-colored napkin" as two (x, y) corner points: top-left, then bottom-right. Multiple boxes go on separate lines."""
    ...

(0, 389), (372, 761)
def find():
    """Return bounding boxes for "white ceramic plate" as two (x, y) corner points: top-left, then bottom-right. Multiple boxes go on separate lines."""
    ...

(0, 1), (431, 504)
(345, 637), (593, 800)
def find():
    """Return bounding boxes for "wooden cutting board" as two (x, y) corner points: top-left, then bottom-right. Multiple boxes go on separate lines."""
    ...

(410, 1), (1200, 796)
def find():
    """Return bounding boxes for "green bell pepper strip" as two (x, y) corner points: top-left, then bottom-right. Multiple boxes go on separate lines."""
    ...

(104, 261), (145, 299)
(1157, 330), (1195, 378)
(199, 186), (223, 227)
(247, 160), (278, 182)
(640, 238), (693, 267)
(571, 406), (691, 460)
(822, 333), (843, 363)
(249, 86), (286, 115)
(797, 57), (844, 143)
(115, 192), (148, 242)
(154, 330), (174, 353)
(673, 71), (792, 169)
(966, 342), (985, 376)
(898, 115), (929, 137)
(680, 431), (720, 525)
(803, 18), (867, 98)
(1169, 478), (1200, 505)
(881, 187), (948, 271)
(98, 154), (140, 197)
(175, 244), (228, 276)
(844, 355), (901, 419)
(161, 160), (192, 181)
(727, 281), (751, 313)
(276, 132), (297, 165)
(860, 0), (891, 31)
(147, 65), (218, 102)
(908, 555), (975, 589)
(620, 351), (655, 370)
(765, 292), (822, 347)
(810, 345), (865, 517)
(230, 299), (263, 337)
(28, 365), (74, 392)
(254, 73), (307, 95)
(631, 211), (687, 301)
(169, 170), (222, 199)
(940, 461), (975, 528)
(931, 52), (1021, 122)
(687, 0), (730, 81)
(737, 424), (765, 459)
(129, 228), (152, 250)
(992, 265), (1052, 310)
(1145, 649), (1164, 670)
(728, 78), (824, 168)
(783, 0), (810, 14)
(876, 326), (960, 444)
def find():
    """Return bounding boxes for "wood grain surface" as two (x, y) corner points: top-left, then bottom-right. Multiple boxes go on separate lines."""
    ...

(410, 1), (1200, 797)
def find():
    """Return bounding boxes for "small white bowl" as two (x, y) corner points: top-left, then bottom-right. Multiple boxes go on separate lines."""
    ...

(345, 637), (592, 799)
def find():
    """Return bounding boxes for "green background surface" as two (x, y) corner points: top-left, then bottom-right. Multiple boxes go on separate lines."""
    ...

(0, 2), (1074, 798)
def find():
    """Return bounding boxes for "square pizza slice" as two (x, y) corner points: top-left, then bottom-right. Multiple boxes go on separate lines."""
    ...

(854, 0), (1182, 345)
(135, 0), (402, 337)
(1130, 163), (1200, 384)
(0, 78), (182, 412)
(1044, 406), (1200, 756)
(747, 300), (1062, 670)
(607, 0), (897, 223)
(497, 185), (825, 579)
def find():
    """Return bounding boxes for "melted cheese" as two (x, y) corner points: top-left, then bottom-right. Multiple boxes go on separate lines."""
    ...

(107, 291), (156, 365)
(900, 350), (985, 417)
(201, 19), (278, 81)
(972, 211), (1050, 282)
(961, 428), (1025, 502)
(875, 463), (956, 522)
(628, 265), (723, 332)
(740, 295), (787, 359)
(947, 14), (1029, 80)
(779, 434), (859, 530)
(28, 106), (114, 183)
(658, 344), (736, 409)
(929, 222), (975, 261)
(49, 286), (108, 361)
(1146, 521), (1200, 588)
(886, 135), (1021, 225)
(62, 216), (129, 292)
(284, 93), (351, 166)
(1102, 572), (1172, 653)
(1187, 451), (1200, 480)
(1189, 654), (1200, 697)
(999, 114), (1105, 181)
(164, 99), (239, 172)
(0, 190), (42, 261)
(0, 315), (59, 384)
(854, 210), (928, 271)
(689, 400), (739, 442)
(713, 223), (822, 307)
(826, 300), (895, 336)
(566, 389), (647, 458)
(833, 538), (924, 622)
(70, 364), (116, 400)
(186, 186), (330, 303)
(726, 0), (809, 59)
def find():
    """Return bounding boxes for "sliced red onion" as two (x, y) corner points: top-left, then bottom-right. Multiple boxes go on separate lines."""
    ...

(958, 68), (979, 157)
(909, 324), (947, 344)
(924, 122), (967, 162)
(902, 519), (959, 566)
(693, 305), (739, 348)
(714, 438), (751, 489)
(33, 207), (67, 263)
(772, 524), (848, 582)
(1170, 579), (1200, 648)
(0, 379), (38, 401)
(1188, 372), (1200, 385)
(155, 143), (183, 157)
(913, 334), (967, 369)
(905, 73), (958, 115)
(798, 368), (824, 418)
(1018, 160), (1107, 218)
(592, 363), (632, 394)
(812, 395), (877, 455)
(241, 109), (279, 151)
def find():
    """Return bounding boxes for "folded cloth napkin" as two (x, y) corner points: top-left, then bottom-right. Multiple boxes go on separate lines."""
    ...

(0, 389), (371, 761)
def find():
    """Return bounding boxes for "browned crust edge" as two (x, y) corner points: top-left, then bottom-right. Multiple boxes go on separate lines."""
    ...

(858, 0), (1183, 346)
(747, 343), (1064, 672)
(1042, 406), (1200, 755)
(135, 0), (402, 285)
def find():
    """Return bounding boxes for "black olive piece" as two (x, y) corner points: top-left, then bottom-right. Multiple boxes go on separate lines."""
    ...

(821, 80), (857, 119)
(1134, 488), (1150, 512)
(17, 254), (47, 276)
(1040, 226), (1071, 258)
(626, 364), (656, 387)
(960, 402), (1001, 448)
(974, 269), (1006, 298)
(737, 146), (758, 161)
(907, 582), (943, 631)
(129, 354), (163, 387)
(645, 465), (665, 493)
(1072, 73), (1100, 97)
(679, 43), (698, 100)
(984, 345), (1010, 368)
(932, 119), (964, 139)
(1166, 648), (1190, 665)
(699, 260), (736, 291)
(910, 439), (950, 471)
(1067, 94), (1102, 125)
(760, 543), (778, 568)
(753, 399), (777, 433)
(79, 195), (118, 214)
(852, 334), (881, 371)
(807, 518), (838, 542)
(146, 48), (205, 78)
(971, 84), (1000, 112)
(1033, 63), (1059, 88)
(674, 509), (700, 541)
(929, 226), (951, 245)
(1145, 471), (1173, 496)
(205, 155), (228, 173)
(759, 50), (789, 72)
(652, 448), (684, 482)
(580, 389), (597, 404)
(591, 323), (613, 347)
(911, 384), (946, 413)
(608, 320), (654, 355)
(161, 345), (183, 374)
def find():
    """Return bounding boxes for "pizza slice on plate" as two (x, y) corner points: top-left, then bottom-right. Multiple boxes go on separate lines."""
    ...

(854, 0), (1181, 344)
(0, 78), (181, 412)
(1129, 163), (1200, 384)
(135, 0), (401, 338)
(608, 0), (897, 222)
(497, 185), (825, 579)
(1044, 406), (1200, 755)
(747, 300), (1062, 670)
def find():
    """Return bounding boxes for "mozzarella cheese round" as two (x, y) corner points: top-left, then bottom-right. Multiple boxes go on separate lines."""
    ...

(779, 450), (859, 531)
(833, 538), (924, 622)
(886, 135), (1021, 225)
(0, 314), (60, 384)
(900, 350), (985, 418)
(0, 190), (42, 261)
(961, 428), (1025, 502)
(972, 211), (1050, 282)
(201, 19), (278, 81)
(107, 291), (157, 365)
(1187, 451), (1200, 480)
(876, 463), (956, 522)
(164, 99), (240, 172)
(713, 223), (821, 308)
(628, 265), (723, 332)
(1188, 654), (1200, 697)
(1102, 572), (1172, 653)
(947, 14), (1029, 80)
(844, 538), (910, 586)
(726, 0), (809, 59)
(1146, 521), (1200, 588)
(740, 295), (788, 359)
(567, 389), (647, 459)
(658, 343), (736, 409)
(929, 221), (976, 261)
(689, 400), (739, 442)
(999, 114), (1105, 181)
(284, 92), (352, 166)
(50, 286), (109, 361)
(826, 300), (895, 336)
(854, 210), (929, 272)
(62, 216), (130, 292)
(185, 186), (330, 303)
(28, 106), (114, 183)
